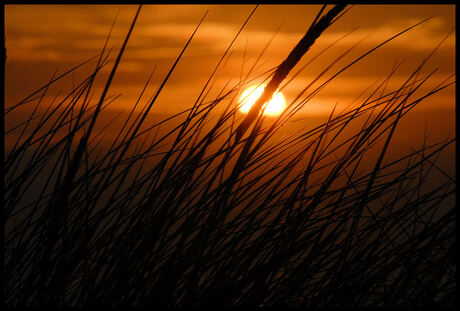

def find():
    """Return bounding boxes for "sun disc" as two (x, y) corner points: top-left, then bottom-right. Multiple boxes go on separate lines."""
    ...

(239, 84), (286, 116)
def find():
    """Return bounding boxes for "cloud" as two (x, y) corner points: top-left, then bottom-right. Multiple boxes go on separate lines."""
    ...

(5, 5), (455, 118)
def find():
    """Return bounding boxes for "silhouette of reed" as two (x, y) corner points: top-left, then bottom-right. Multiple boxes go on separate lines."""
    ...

(5, 4), (455, 307)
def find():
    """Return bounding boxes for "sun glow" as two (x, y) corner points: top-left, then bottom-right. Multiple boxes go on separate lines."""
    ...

(239, 84), (286, 116)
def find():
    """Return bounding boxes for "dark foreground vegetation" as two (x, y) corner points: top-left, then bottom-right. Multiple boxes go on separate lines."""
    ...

(5, 5), (455, 306)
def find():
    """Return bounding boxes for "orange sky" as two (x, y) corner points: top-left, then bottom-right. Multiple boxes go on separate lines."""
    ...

(5, 5), (455, 117)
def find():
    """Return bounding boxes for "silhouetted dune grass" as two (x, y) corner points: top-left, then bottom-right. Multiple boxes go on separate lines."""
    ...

(5, 4), (455, 307)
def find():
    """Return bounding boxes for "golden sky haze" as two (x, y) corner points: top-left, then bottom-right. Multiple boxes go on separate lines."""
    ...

(5, 5), (455, 116)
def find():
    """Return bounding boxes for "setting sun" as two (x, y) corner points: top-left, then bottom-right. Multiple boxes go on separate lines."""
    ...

(239, 84), (286, 116)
